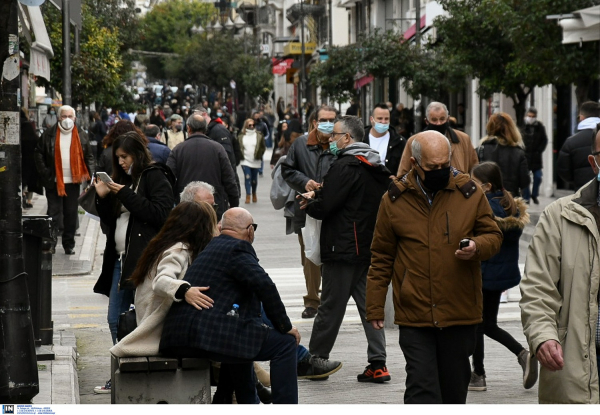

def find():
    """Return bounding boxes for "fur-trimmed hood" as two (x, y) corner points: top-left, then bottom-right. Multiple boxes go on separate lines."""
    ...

(493, 197), (530, 231)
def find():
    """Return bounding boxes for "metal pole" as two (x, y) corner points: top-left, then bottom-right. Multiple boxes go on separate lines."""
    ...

(414, 0), (420, 48)
(328, 0), (332, 47)
(300, 0), (306, 125)
(62, 0), (72, 105)
(0, 0), (39, 404)
(74, 25), (80, 55)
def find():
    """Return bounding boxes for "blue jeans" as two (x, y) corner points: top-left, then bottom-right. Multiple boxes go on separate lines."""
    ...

(242, 165), (259, 196)
(205, 329), (298, 404)
(107, 259), (134, 345)
(522, 169), (542, 200)
(261, 305), (310, 362)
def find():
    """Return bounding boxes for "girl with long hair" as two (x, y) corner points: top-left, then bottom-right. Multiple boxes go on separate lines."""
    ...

(468, 162), (537, 392)
(92, 130), (174, 393)
(110, 201), (217, 358)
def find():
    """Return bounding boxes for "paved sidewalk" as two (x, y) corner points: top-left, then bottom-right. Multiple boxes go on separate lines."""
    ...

(24, 193), (100, 276)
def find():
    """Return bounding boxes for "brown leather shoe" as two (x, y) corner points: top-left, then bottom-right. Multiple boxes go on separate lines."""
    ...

(245, 195), (251, 204)
(252, 193), (257, 203)
(302, 307), (318, 319)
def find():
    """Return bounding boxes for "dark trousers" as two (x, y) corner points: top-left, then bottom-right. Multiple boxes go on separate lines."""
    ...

(472, 289), (524, 376)
(309, 261), (386, 364)
(194, 329), (298, 404)
(399, 325), (477, 404)
(46, 183), (80, 250)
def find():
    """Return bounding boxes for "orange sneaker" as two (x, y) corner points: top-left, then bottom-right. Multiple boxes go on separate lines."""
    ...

(357, 364), (391, 383)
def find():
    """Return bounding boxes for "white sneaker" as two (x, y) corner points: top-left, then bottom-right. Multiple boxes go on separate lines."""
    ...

(93, 379), (111, 394)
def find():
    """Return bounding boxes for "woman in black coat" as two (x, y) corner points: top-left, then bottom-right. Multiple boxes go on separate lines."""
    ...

(93, 130), (174, 347)
(477, 112), (530, 197)
(20, 109), (43, 208)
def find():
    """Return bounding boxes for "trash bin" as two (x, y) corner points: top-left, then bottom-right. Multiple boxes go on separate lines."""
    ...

(22, 215), (55, 347)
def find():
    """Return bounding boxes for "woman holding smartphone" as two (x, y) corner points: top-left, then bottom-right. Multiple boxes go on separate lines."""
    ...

(92, 130), (174, 394)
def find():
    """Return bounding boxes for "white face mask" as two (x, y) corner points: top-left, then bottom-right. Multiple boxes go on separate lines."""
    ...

(61, 118), (74, 130)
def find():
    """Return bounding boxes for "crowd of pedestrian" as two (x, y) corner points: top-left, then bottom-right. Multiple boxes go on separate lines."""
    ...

(20, 93), (600, 404)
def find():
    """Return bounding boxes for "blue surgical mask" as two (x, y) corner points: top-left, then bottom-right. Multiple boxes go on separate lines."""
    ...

(317, 122), (334, 134)
(374, 122), (390, 134)
(217, 112), (223, 117)
(595, 158), (600, 181)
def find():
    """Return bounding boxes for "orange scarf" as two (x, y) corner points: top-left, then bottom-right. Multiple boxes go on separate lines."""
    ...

(54, 126), (90, 196)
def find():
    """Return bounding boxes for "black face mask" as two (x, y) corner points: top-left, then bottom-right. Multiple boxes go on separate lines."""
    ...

(417, 163), (450, 192)
(426, 122), (449, 136)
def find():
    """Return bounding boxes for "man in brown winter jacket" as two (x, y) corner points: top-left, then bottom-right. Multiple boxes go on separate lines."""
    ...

(397, 101), (478, 177)
(366, 131), (502, 404)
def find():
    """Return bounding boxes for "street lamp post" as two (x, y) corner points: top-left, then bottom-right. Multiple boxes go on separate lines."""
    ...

(0, 0), (39, 404)
(299, 0), (306, 126)
(62, 0), (71, 105)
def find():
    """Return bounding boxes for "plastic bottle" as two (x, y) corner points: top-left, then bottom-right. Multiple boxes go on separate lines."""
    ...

(226, 304), (239, 318)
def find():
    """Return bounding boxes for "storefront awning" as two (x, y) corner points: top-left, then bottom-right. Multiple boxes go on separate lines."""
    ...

(19, 5), (54, 81)
(558, 5), (600, 44)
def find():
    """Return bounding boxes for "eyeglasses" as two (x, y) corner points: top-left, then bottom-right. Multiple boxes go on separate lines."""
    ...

(247, 223), (258, 231)
(330, 132), (349, 138)
(247, 124), (255, 127)
(318, 118), (336, 123)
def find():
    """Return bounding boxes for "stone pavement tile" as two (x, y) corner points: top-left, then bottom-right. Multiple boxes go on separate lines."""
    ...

(33, 364), (52, 404)
(51, 361), (79, 404)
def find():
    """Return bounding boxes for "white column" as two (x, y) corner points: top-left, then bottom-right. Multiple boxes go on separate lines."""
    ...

(534, 84), (555, 197)
(470, 78), (481, 146)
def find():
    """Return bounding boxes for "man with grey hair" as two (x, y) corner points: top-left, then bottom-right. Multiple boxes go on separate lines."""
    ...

(167, 113), (239, 220)
(35, 104), (95, 255)
(163, 113), (185, 150)
(397, 101), (478, 176)
(180, 181), (216, 209)
(366, 131), (502, 403)
(299, 115), (392, 383)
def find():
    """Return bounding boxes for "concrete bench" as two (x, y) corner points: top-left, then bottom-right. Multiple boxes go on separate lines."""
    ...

(111, 355), (211, 404)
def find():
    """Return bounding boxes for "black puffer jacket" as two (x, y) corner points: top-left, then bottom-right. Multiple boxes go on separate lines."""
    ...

(557, 128), (597, 191)
(363, 125), (406, 176)
(477, 136), (530, 197)
(520, 121), (548, 172)
(281, 130), (335, 232)
(306, 143), (391, 264)
(34, 124), (95, 189)
(93, 164), (174, 296)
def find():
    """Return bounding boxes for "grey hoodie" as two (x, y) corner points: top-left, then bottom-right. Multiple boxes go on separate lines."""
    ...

(340, 142), (384, 166)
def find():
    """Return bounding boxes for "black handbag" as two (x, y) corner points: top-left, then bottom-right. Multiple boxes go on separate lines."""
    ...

(78, 184), (99, 216)
(117, 308), (137, 342)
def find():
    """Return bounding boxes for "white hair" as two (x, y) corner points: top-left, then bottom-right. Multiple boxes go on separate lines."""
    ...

(425, 102), (448, 122)
(180, 181), (215, 203)
(58, 105), (76, 118)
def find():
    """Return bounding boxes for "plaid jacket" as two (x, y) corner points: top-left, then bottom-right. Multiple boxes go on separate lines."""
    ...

(159, 235), (292, 359)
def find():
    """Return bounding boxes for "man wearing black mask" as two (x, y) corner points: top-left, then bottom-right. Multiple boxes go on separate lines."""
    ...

(366, 131), (502, 403)
(397, 102), (478, 177)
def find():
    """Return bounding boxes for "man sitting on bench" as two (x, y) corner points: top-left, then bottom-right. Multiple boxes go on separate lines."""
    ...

(160, 207), (300, 404)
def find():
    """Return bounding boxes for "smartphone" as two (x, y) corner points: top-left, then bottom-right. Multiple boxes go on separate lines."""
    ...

(459, 238), (470, 249)
(96, 172), (113, 184)
(296, 191), (316, 205)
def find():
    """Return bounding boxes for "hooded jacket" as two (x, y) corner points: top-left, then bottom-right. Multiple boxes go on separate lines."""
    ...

(366, 168), (503, 327)
(306, 142), (392, 264)
(481, 194), (529, 291)
(520, 179), (600, 403)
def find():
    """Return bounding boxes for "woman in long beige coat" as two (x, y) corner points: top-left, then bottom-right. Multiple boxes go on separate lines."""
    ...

(110, 201), (217, 357)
